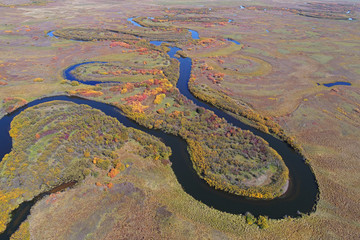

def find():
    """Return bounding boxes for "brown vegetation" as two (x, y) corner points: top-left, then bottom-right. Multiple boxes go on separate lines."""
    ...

(0, 101), (171, 233)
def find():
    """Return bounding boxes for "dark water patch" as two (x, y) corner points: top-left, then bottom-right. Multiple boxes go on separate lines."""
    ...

(323, 81), (351, 87)
(226, 38), (241, 45)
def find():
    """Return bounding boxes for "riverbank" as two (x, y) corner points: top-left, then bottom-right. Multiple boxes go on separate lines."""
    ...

(0, 0), (358, 238)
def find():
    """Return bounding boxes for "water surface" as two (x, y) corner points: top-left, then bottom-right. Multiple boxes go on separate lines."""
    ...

(226, 38), (241, 45)
(127, 17), (145, 27)
(188, 29), (199, 40)
(323, 81), (351, 87)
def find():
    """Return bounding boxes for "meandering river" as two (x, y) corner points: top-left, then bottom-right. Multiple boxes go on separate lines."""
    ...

(64, 42), (319, 218)
(0, 16), (320, 239)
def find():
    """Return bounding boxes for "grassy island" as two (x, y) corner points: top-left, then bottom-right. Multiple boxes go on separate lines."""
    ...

(58, 36), (289, 199)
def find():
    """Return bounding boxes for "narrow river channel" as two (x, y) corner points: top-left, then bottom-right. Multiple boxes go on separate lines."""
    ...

(0, 16), (320, 239)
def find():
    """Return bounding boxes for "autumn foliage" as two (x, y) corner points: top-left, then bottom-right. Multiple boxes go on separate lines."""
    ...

(2, 97), (27, 114)
(110, 41), (131, 48)
(108, 168), (120, 178)
(154, 93), (166, 104)
(68, 89), (104, 97)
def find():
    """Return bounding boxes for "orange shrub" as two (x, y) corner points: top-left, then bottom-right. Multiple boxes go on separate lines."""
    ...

(110, 41), (131, 48)
(71, 89), (104, 97)
(33, 78), (44, 82)
(107, 168), (120, 178)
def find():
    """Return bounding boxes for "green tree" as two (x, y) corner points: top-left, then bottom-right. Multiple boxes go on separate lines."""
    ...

(257, 215), (269, 229)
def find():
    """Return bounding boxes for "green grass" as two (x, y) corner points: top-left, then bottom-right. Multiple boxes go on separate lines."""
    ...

(348, 64), (360, 74)
(0, 35), (29, 40)
(285, 42), (333, 53)
(334, 41), (359, 47)
(272, 29), (293, 35)
(305, 31), (320, 38)
(155, 97), (175, 111)
(28, 132), (57, 161)
(70, 59), (168, 83)
(278, 49), (290, 54)
(311, 54), (333, 64)
(197, 44), (243, 57)
(89, 52), (169, 69)
(243, 47), (271, 57)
